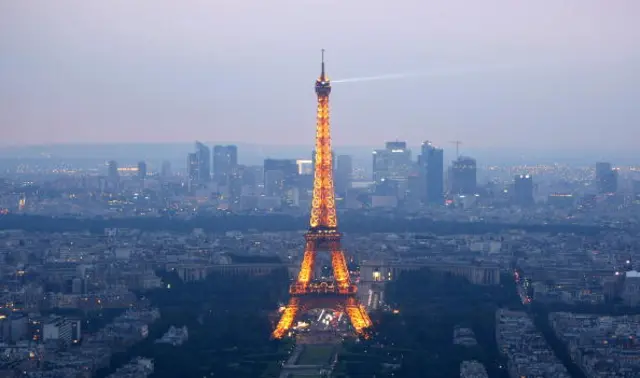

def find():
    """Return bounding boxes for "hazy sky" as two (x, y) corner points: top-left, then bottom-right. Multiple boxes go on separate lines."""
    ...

(1, 1), (639, 151)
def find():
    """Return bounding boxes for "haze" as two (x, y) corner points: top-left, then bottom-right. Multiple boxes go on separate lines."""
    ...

(1, 1), (639, 153)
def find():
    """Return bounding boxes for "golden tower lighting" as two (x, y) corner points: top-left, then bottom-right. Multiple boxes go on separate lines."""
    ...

(272, 50), (373, 339)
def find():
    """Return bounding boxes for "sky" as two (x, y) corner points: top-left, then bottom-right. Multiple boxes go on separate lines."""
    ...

(1, 1), (639, 153)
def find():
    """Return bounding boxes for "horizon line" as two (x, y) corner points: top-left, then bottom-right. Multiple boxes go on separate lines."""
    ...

(0, 142), (638, 156)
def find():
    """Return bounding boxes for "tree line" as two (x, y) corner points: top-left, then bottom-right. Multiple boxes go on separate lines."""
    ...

(0, 213), (606, 235)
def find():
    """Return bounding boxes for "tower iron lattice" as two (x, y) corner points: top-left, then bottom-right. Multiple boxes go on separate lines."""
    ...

(272, 50), (373, 339)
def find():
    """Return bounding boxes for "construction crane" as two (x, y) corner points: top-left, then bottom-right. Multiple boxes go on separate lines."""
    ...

(449, 140), (462, 158)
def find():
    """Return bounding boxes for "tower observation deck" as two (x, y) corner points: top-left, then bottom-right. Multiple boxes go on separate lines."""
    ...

(272, 50), (373, 339)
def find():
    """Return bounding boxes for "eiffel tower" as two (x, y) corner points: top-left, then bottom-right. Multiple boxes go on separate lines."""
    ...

(272, 50), (373, 339)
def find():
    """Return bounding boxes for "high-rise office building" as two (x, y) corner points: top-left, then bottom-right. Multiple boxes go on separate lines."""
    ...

(194, 142), (211, 182)
(296, 160), (314, 199)
(450, 156), (477, 195)
(420, 141), (444, 205)
(137, 161), (147, 180)
(243, 165), (263, 187)
(187, 143), (211, 182)
(107, 160), (118, 178)
(107, 160), (119, 187)
(374, 178), (399, 196)
(296, 160), (313, 175)
(372, 141), (412, 183)
(335, 155), (353, 196)
(161, 161), (172, 178)
(514, 174), (534, 206)
(595, 162), (618, 194)
(213, 145), (238, 184)
(227, 164), (245, 207)
(264, 170), (285, 197)
(406, 173), (423, 205)
(187, 153), (198, 181)
(631, 180), (640, 205)
(264, 159), (298, 197)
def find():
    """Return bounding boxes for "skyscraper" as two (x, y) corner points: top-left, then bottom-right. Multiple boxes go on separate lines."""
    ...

(161, 161), (172, 178)
(187, 153), (198, 181)
(296, 160), (313, 175)
(107, 160), (118, 177)
(450, 156), (477, 195)
(420, 141), (444, 205)
(372, 141), (411, 183)
(107, 160), (119, 188)
(633, 180), (640, 201)
(137, 161), (147, 180)
(213, 145), (238, 184)
(264, 170), (285, 197)
(595, 162), (618, 194)
(514, 174), (534, 206)
(264, 159), (298, 197)
(227, 164), (246, 207)
(194, 142), (211, 182)
(335, 155), (353, 196)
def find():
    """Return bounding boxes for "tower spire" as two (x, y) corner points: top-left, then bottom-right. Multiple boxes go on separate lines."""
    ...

(321, 48), (325, 79)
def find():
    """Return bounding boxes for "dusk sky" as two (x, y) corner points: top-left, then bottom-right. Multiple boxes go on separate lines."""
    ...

(1, 1), (639, 151)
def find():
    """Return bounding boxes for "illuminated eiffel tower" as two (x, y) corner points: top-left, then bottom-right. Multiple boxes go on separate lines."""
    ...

(272, 51), (373, 339)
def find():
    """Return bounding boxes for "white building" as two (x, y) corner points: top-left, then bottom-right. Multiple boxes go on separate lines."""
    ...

(43, 317), (73, 344)
(622, 271), (640, 306)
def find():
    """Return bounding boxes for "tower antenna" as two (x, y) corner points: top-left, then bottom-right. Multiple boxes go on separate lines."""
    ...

(449, 140), (463, 158)
(321, 48), (325, 79)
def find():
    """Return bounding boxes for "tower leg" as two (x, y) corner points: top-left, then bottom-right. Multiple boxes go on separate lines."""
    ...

(294, 240), (317, 292)
(273, 297), (300, 339)
(343, 297), (373, 337)
(330, 245), (350, 292)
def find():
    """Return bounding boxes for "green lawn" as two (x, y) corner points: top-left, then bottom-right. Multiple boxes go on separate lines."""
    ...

(296, 345), (336, 366)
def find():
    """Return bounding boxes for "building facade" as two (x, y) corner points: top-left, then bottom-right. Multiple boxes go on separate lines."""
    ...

(420, 141), (444, 205)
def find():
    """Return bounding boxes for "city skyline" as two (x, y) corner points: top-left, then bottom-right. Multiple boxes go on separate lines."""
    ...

(0, 141), (637, 167)
(1, 1), (639, 151)
(2, 3), (640, 377)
